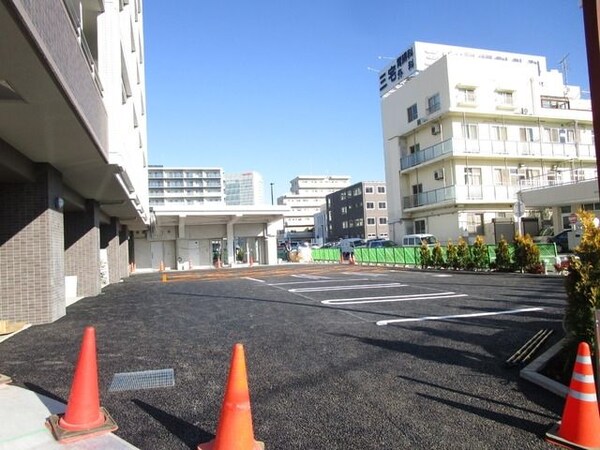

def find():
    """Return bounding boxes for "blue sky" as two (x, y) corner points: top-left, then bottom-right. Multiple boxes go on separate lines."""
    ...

(144, 1), (589, 201)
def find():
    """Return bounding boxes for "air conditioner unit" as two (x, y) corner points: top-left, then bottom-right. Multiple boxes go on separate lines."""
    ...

(417, 118), (428, 125)
(434, 169), (445, 180)
(431, 124), (441, 135)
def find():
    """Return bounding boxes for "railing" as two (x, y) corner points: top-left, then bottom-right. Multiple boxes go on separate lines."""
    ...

(62, 0), (104, 94)
(312, 243), (558, 269)
(401, 138), (595, 170)
(401, 139), (453, 169)
(402, 184), (517, 208)
(519, 168), (599, 192)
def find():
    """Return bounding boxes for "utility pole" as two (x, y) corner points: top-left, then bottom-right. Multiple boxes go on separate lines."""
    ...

(270, 183), (274, 205)
(581, 0), (600, 196)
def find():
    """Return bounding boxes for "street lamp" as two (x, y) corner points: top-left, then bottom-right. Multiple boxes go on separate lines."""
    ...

(270, 182), (274, 205)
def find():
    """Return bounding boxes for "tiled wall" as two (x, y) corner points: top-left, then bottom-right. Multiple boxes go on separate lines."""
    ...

(0, 164), (65, 324)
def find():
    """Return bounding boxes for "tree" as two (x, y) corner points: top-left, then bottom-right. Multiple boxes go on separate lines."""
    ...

(471, 235), (487, 270)
(431, 242), (445, 268)
(513, 234), (541, 273)
(446, 240), (460, 270)
(563, 210), (600, 357)
(494, 237), (512, 272)
(419, 240), (433, 269)
(456, 237), (471, 270)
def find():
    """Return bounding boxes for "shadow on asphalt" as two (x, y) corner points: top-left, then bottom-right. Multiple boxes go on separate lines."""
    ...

(23, 382), (67, 404)
(132, 399), (214, 449)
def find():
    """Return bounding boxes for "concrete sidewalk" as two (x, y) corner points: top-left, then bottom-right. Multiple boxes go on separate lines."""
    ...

(0, 382), (137, 449)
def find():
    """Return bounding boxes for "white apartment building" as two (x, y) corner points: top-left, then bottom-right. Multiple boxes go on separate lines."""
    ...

(224, 171), (264, 205)
(0, 0), (149, 324)
(149, 166), (224, 207)
(380, 42), (595, 244)
(277, 175), (351, 238)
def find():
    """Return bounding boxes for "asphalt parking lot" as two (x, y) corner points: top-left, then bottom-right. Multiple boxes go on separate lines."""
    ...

(0, 264), (567, 449)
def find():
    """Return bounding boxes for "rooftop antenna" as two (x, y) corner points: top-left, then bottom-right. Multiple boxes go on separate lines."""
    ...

(558, 53), (570, 85)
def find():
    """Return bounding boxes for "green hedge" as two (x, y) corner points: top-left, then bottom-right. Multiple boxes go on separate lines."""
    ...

(312, 243), (557, 270)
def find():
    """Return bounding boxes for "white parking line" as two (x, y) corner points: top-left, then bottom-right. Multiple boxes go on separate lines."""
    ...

(376, 307), (544, 326)
(244, 277), (265, 283)
(321, 292), (467, 305)
(269, 278), (371, 286)
(291, 274), (331, 280)
(289, 283), (407, 293)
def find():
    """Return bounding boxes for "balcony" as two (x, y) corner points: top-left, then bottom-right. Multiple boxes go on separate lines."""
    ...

(402, 184), (518, 209)
(401, 138), (595, 170)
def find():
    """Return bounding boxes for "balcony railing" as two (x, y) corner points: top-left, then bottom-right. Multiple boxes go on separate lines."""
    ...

(401, 138), (595, 170)
(402, 184), (518, 209)
(519, 168), (598, 192)
(62, 0), (104, 94)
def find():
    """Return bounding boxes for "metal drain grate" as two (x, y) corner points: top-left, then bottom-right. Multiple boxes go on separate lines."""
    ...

(108, 368), (175, 392)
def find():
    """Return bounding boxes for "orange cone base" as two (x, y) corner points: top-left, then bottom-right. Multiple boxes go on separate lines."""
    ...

(545, 422), (600, 450)
(197, 438), (265, 450)
(46, 407), (118, 443)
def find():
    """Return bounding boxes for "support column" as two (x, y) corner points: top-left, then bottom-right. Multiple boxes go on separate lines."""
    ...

(100, 218), (120, 284)
(227, 221), (235, 265)
(119, 226), (130, 280)
(64, 200), (101, 297)
(0, 164), (65, 324)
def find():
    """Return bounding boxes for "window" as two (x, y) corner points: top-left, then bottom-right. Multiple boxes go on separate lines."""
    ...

(342, 221), (348, 229)
(427, 93), (441, 114)
(519, 127), (535, 142)
(365, 186), (374, 194)
(458, 87), (476, 103)
(467, 213), (484, 235)
(367, 217), (375, 225)
(492, 126), (508, 141)
(414, 219), (426, 234)
(462, 124), (478, 140)
(496, 90), (514, 106)
(543, 127), (575, 143)
(541, 96), (570, 109)
(464, 168), (482, 185)
(493, 168), (509, 186)
(407, 103), (418, 122)
(366, 202), (374, 209)
(379, 217), (387, 225)
(377, 186), (386, 193)
(355, 218), (364, 227)
(341, 206), (347, 215)
(378, 202), (387, 209)
(409, 143), (420, 154)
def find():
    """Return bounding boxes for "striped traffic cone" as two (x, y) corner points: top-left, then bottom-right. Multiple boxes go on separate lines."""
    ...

(46, 327), (117, 443)
(546, 341), (600, 449)
(198, 344), (264, 450)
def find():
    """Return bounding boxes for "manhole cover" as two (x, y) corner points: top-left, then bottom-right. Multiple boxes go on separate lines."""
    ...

(108, 368), (175, 392)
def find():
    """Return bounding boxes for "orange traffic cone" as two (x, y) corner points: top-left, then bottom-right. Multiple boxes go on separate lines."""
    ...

(161, 272), (168, 282)
(546, 341), (600, 449)
(159, 260), (165, 272)
(198, 344), (264, 450)
(46, 327), (117, 443)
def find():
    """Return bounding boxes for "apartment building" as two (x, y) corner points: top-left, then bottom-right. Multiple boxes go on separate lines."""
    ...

(326, 181), (389, 241)
(224, 171), (264, 206)
(277, 175), (350, 241)
(380, 42), (595, 244)
(0, 0), (149, 324)
(149, 166), (224, 207)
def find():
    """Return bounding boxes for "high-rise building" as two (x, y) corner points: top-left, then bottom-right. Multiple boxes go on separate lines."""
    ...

(379, 42), (595, 244)
(149, 166), (224, 208)
(326, 181), (389, 241)
(224, 171), (264, 205)
(278, 175), (351, 239)
(0, 0), (149, 324)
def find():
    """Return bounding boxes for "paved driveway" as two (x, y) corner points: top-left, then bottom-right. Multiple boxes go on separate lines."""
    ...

(0, 265), (566, 449)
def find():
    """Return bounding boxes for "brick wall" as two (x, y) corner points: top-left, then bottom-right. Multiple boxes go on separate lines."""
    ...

(0, 164), (65, 324)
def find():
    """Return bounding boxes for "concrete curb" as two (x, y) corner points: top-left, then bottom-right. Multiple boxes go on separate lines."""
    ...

(520, 339), (569, 398)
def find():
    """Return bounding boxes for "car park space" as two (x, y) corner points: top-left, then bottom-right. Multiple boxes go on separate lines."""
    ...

(0, 264), (568, 449)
